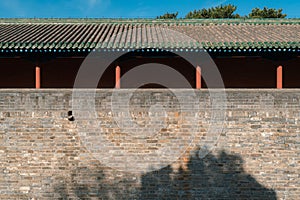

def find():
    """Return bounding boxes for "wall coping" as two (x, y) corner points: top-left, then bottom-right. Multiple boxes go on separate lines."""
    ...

(0, 89), (300, 92)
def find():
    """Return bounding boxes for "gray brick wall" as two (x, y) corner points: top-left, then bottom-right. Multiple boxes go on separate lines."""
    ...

(0, 89), (299, 199)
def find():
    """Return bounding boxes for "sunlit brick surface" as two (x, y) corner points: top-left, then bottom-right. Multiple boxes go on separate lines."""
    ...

(0, 89), (299, 199)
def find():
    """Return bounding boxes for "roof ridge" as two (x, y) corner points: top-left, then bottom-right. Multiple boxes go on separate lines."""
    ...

(0, 18), (300, 25)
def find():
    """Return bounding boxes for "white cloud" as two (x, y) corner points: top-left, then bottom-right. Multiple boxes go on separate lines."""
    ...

(205, 0), (228, 8)
(75, 0), (111, 14)
(0, 0), (27, 17)
(88, 0), (98, 8)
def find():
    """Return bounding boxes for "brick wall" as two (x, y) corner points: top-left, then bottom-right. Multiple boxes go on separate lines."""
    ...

(0, 89), (299, 199)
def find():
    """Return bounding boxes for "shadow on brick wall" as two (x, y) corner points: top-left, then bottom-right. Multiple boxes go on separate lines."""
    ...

(53, 163), (138, 199)
(53, 167), (108, 199)
(141, 149), (277, 200)
(52, 149), (277, 199)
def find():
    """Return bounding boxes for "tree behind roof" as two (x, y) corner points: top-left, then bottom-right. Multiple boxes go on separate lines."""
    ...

(185, 4), (240, 19)
(156, 5), (287, 19)
(248, 7), (287, 18)
(157, 12), (178, 19)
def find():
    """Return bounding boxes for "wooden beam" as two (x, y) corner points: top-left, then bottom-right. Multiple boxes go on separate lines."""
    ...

(115, 66), (121, 89)
(277, 65), (283, 89)
(196, 66), (201, 89)
(35, 66), (40, 89)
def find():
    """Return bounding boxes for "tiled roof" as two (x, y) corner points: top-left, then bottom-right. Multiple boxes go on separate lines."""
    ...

(0, 18), (299, 50)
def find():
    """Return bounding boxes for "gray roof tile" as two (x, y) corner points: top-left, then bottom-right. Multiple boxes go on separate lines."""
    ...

(0, 18), (299, 50)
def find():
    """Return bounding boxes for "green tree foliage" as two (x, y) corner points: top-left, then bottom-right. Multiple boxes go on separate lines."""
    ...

(156, 5), (287, 19)
(185, 4), (240, 19)
(248, 7), (287, 18)
(157, 12), (178, 19)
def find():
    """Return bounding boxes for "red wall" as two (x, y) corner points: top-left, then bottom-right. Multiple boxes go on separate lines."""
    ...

(0, 55), (299, 88)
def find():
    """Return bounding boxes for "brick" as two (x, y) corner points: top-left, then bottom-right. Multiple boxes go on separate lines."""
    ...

(0, 89), (299, 199)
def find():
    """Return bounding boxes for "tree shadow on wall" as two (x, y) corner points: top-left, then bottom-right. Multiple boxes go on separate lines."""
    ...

(52, 149), (277, 199)
(53, 163), (138, 199)
(53, 167), (108, 199)
(141, 150), (277, 200)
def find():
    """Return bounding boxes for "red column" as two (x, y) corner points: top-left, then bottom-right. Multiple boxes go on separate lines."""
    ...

(115, 66), (121, 89)
(196, 66), (201, 89)
(277, 65), (283, 89)
(35, 66), (40, 89)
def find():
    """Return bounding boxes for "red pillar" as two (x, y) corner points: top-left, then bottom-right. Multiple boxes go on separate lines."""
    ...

(115, 66), (121, 89)
(196, 66), (201, 89)
(35, 66), (40, 89)
(277, 65), (283, 89)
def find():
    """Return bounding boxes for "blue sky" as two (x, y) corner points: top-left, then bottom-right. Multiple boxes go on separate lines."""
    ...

(0, 0), (299, 18)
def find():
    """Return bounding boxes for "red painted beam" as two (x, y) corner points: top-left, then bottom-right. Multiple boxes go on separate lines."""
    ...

(277, 65), (283, 89)
(35, 66), (40, 89)
(115, 66), (121, 89)
(196, 66), (201, 89)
